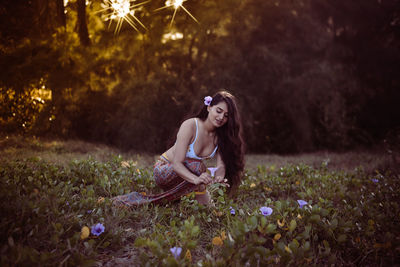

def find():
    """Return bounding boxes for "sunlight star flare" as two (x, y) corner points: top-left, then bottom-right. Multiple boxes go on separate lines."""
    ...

(155, 0), (199, 27)
(99, 0), (149, 34)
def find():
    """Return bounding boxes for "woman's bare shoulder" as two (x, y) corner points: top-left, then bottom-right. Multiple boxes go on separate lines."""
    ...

(176, 118), (197, 138)
(180, 118), (197, 128)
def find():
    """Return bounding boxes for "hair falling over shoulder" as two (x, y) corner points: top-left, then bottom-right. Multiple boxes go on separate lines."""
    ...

(197, 90), (245, 196)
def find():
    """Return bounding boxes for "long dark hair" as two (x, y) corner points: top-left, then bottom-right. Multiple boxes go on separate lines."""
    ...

(197, 90), (245, 196)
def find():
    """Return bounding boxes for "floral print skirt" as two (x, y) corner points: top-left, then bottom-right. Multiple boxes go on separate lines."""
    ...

(112, 155), (206, 207)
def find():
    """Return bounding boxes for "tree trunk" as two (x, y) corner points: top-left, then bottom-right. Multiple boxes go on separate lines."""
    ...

(77, 0), (90, 46)
(56, 0), (66, 27)
(36, 0), (51, 36)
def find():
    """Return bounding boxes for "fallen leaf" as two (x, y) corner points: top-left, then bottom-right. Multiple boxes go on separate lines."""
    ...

(212, 236), (223, 246)
(185, 249), (192, 261)
(277, 219), (285, 227)
(221, 231), (227, 240)
(80, 226), (90, 240)
(274, 233), (281, 241)
(121, 161), (130, 168)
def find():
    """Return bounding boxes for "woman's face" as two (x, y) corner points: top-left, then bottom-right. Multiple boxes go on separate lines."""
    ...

(208, 101), (229, 128)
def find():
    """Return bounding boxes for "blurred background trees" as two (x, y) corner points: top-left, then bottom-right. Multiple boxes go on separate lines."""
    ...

(1, 0), (399, 153)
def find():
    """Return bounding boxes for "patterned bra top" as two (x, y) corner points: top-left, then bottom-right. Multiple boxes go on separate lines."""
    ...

(186, 119), (218, 160)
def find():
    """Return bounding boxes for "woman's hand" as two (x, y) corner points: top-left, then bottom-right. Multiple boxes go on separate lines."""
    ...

(196, 172), (212, 185)
(214, 176), (224, 183)
(214, 176), (230, 187)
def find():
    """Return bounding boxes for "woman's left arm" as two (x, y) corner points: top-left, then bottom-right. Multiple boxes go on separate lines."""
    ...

(214, 152), (226, 183)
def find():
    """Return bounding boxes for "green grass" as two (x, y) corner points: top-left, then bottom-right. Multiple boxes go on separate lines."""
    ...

(1, 135), (392, 172)
(1, 135), (399, 266)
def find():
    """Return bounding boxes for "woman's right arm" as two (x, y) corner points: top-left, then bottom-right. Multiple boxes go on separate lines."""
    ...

(171, 119), (212, 185)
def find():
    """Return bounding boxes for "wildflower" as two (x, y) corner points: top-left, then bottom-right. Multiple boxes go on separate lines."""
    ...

(204, 96), (212, 106)
(170, 247), (182, 259)
(212, 236), (223, 246)
(66, 201), (70, 206)
(97, 197), (105, 204)
(250, 183), (256, 188)
(264, 187), (272, 192)
(372, 178), (379, 183)
(87, 210), (92, 214)
(91, 223), (105, 236)
(208, 167), (218, 177)
(140, 192), (147, 196)
(295, 181), (300, 185)
(230, 207), (235, 215)
(297, 200), (308, 208)
(185, 249), (192, 261)
(80, 226), (90, 240)
(260, 206), (273, 216)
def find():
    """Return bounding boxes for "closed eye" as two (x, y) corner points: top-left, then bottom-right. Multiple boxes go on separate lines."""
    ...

(217, 108), (228, 117)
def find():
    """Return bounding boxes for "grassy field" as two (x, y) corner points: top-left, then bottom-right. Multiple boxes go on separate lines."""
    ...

(0, 135), (392, 173)
(1, 135), (399, 266)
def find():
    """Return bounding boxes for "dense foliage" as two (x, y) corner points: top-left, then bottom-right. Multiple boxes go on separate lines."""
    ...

(1, 0), (400, 153)
(1, 153), (399, 265)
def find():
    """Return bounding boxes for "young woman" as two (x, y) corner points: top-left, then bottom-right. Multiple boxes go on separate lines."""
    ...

(112, 90), (245, 207)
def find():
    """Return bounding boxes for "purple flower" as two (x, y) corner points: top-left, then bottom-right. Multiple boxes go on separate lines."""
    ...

(297, 200), (308, 208)
(208, 167), (218, 177)
(170, 246), (182, 259)
(372, 178), (379, 183)
(87, 210), (92, 214)
(91, 223), (105, 236)
(204, 96), (212, 106)
(260, 206), (273, 216)
(230, 207), (235, 215)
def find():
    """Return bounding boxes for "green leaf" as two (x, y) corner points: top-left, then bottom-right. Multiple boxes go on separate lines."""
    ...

(266, 224), (277, 234)
(337, 234), (347, 243)
(134, 237), (147, 247)
(218, 189), (224, 196)
(309, 214), (321, 223)
(102, 241), (110, 248)
(191, 226), (200, 236)
(247, 216), (258, 230)
(303, 241), (310, 251)
(330, 218), (338, 230)
(164, 256), (179, 266)
(289, 239), (299, 253)
(306, 188), (312, 195)
(275, 201), (282, 211)
(289, 219), (297, 232)
(321, 208), (329, 217)
(260, 216), (267, 228)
